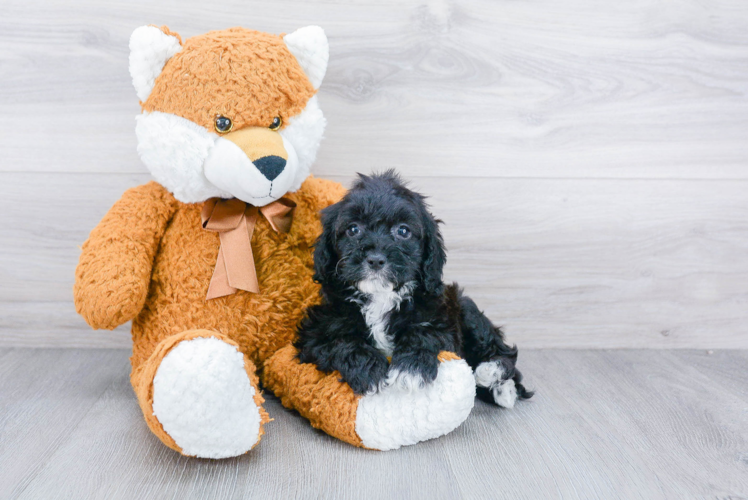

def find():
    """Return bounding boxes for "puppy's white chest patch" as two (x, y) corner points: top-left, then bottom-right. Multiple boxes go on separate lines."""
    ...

(361, 292), (398, 357)
(356, 279), (414, 357)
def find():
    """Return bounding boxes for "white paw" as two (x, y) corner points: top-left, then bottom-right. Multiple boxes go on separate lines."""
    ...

(355, 358), (475, 451)
(492, 379), (517, 409)
(152, 337), (262, 458)
(475, 360), (517, 409)
(384, 367), (426, 392)
(474, 360), (504, 387)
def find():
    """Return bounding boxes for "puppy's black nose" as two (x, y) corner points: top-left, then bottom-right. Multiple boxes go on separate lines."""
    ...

(365, 253), (387, 271)
(253, 155), (286, 181)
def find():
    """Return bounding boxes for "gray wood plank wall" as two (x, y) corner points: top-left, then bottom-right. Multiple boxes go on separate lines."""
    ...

(2, 0), (747, 348)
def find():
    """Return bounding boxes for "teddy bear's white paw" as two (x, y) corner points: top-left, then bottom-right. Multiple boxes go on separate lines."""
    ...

(354, 358), (475, 451)
(152, 337), (262, 458)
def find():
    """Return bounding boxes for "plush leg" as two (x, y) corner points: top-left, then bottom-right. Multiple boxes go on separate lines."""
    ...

(131, 329), (270, 458)
(263, 346), (475, 451)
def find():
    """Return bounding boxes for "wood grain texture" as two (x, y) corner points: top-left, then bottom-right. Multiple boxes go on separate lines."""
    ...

(0, 302), (130, 348)
(1, 348), (746, 499)
(1, 0), (748, 178)
(1, 0), (748, 347)
(0, 348), (132, 499)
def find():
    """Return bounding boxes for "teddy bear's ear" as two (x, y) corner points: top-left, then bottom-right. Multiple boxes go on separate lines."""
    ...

(283, 26), (329, 90)
(129, 25), (183, 102)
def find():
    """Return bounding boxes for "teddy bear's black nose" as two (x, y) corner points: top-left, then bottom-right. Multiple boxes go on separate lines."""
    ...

(253, 156), (286, 181)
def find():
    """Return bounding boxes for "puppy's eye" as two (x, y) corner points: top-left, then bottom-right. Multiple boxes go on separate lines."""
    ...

(215, 115), (233, 134)
(395, 224), (411, 239)
(346, 224), (361, 237)
(269, 117), (282, 131)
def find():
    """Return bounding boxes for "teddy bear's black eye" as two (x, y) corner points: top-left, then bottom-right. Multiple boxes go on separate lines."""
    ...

(395, 224), (411, 239)
(214, 116), (233, 134)
(346, 224), (361, 237)
(269, 116), (282, 131)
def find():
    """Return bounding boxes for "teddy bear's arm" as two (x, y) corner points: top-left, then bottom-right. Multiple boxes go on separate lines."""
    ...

(288, 176), (347, 254)
(74, 181), (179, 330)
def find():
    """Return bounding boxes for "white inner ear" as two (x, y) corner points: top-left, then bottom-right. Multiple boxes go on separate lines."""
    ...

(129, 25), (182, 102)
(283, 26), (329, 89)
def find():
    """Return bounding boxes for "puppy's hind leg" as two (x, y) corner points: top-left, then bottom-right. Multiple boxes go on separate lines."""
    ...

(458, 292), (533, 408)
(474, 360), (532, 409)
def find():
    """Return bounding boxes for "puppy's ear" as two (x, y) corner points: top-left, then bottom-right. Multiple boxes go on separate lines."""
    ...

(421, 212), (447, 295)
(313, 203), (340, 287)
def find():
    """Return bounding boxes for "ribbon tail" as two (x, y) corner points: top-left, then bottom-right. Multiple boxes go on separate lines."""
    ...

(206, 246), (238, 300)
(203, 198), (278, 300)
(221, 207), (260, 294)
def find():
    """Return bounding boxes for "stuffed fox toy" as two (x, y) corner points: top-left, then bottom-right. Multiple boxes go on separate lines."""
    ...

(74, 25), (476, 458)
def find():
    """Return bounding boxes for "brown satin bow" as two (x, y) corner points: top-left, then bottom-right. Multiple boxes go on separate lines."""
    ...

(201, 197), (296, 300)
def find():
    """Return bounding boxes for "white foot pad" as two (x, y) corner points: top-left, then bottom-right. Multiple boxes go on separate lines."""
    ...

(355, 358), (476, 451)
(475, 360), (517, 408)
(152, 337), (262, 458)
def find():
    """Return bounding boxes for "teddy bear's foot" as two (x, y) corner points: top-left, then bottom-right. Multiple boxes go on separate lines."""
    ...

(264, 348), (475, 451)
(131, 330), (270, 459)
(355, 352), (476, 450)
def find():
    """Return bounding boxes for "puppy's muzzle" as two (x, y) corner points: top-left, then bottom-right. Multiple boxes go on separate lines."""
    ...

(223, 126), (287, 181)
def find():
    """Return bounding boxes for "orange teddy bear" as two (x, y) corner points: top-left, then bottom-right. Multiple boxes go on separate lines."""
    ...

(74, 25), (476, 459)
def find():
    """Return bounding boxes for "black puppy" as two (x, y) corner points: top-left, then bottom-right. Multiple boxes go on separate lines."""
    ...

(294, 171), (532, 408)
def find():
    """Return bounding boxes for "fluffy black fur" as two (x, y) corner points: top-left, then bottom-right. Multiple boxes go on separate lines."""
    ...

(294, 171), (532, 406)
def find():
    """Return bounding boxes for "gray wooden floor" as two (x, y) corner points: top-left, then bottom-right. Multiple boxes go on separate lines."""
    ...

(1, 348), (746, 499)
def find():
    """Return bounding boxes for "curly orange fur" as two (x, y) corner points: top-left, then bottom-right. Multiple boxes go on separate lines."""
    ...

(75, 25), (362, 455)
(75, 177), (346, 452)
(143, 27), (316, 132)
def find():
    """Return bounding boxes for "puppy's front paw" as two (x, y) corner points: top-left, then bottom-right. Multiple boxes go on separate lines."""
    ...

(385, 367), (427, 392)
(387, 351), (440, 392)
(339, 351), (389, 396)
